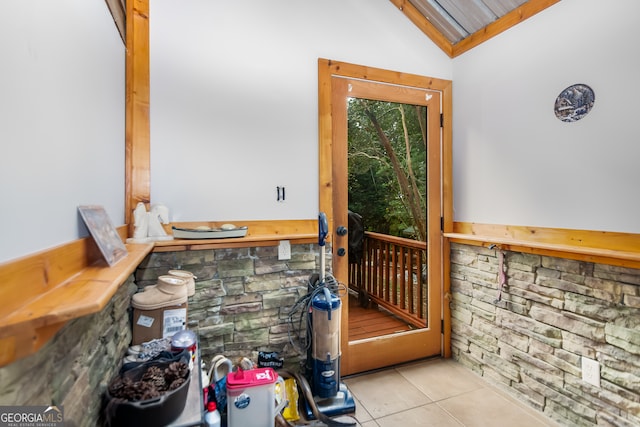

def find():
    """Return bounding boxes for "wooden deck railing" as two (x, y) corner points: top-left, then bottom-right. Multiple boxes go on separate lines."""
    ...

(349, 231), (427, 329)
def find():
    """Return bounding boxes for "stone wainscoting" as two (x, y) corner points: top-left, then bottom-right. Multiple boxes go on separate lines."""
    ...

(0, 276), (136, 427)
(0, 242), (323, 427)
(134, 243), (324, 369)
(450, 243), (640, 427)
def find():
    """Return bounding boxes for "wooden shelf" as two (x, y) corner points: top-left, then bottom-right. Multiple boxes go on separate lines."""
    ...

(445, 232), (640, 259)
(153, 233), (318, 252)
(0, 219), (320, 368)
(445, 223), (640, 269)
(153, 219), (321, 252)
(0, 242), (153, 367)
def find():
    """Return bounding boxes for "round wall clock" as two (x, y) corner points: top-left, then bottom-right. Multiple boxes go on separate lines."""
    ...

(554, 84), (595, 123)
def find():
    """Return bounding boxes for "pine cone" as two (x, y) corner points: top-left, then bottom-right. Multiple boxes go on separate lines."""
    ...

(142, 366), (167, 391)
(135, 381), (159, 401)
(108, 361), (189, 403)
(140, 385), (161, 400)
(122, 378), (145, 400)
(164, 361), (189, 383)
(141, 365), (163, 381)
(109, 378), (135, 399)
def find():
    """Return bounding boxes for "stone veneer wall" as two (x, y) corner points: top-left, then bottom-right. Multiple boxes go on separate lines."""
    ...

(0, 276), (136, 427)
(450, 243), (640, 427)
(0, 242), (323, 426)
(134, 243), (324, 368)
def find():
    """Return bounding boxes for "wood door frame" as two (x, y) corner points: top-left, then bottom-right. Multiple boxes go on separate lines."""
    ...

(335, 76), (443, 374)
(317, 59), (454, 370)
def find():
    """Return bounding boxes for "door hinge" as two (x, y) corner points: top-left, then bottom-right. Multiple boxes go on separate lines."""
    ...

(440, 216), (444, 232)
(441, 319), (444, 333)
(440, 113), (444, 127)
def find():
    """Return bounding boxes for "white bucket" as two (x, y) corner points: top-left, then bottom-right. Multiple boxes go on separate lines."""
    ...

(226, 367), (286, 427)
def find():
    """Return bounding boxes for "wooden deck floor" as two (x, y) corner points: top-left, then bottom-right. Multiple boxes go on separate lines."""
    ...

(348, 295), (415, 341)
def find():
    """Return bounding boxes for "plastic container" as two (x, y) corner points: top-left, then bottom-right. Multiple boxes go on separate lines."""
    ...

(281, 377), (299, 422)
(311, 287), (341, 398)
(204, 401), (221, 427)
(104, 359), (191, 427)
(226, 367), (286, 427)
(171, 329), (197, 353)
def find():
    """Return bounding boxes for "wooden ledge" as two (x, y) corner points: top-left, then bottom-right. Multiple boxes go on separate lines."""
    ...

(446, 222), (640, 269)
(153, 219), (320, 252)
(0, 238), (153, 368)
(1, 243), (153, 334)
(153, 233), (318, 252)
(0, 219), (320, 367)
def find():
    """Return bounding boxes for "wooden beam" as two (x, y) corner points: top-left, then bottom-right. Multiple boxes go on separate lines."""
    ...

(390, 0), (561, 58)
(389, 0), (454, 58)
(125, 0), (150, 236)
(452, 0), (561, 57)
(318, 59), (334, 235)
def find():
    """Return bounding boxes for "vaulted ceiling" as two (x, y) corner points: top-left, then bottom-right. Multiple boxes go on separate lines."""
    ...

(105, 0), (560, 57)
(390, 0), (560, 57)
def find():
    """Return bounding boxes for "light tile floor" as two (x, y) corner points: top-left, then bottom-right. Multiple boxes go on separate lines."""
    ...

(334, 358), (562, 427)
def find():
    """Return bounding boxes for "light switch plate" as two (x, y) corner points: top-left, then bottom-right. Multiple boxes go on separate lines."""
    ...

(278, 240), (291, 260)
(581, 356), (600, 387)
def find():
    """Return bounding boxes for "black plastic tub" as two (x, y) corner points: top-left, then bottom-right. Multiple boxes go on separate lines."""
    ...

(104, 359), (191, 427)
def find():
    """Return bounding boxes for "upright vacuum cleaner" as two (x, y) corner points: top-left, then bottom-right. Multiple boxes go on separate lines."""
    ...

(302, 212), (356, 420)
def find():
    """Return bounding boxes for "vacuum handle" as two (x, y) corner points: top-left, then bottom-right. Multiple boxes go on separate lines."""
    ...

(318, 212), (328, 247)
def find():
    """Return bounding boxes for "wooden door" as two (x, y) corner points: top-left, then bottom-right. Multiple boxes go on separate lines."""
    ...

(331, 75), (444, 375)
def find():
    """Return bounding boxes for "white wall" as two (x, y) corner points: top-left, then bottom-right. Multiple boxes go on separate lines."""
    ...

(150, 0), (452, 222)
(0, 1), (125, 263)
(8, 0), (632, 264)
(452, 0), (640, 233)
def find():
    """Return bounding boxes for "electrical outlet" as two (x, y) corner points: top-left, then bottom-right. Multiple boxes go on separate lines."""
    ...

(581, 356), (600, 387)
(278, 240), (291, 260)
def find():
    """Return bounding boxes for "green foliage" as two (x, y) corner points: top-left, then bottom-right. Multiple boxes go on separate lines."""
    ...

(347, 98), (427, 240)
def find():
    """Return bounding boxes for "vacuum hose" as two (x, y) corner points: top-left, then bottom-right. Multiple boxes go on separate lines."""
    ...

(277, 369), (356, 427)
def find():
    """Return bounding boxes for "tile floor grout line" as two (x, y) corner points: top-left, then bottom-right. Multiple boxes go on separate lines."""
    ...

(369, 400), (459, 426)
(394, 366), (488, 403)
(433, 400), (468, 426)
(341, 358), (561, 427)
